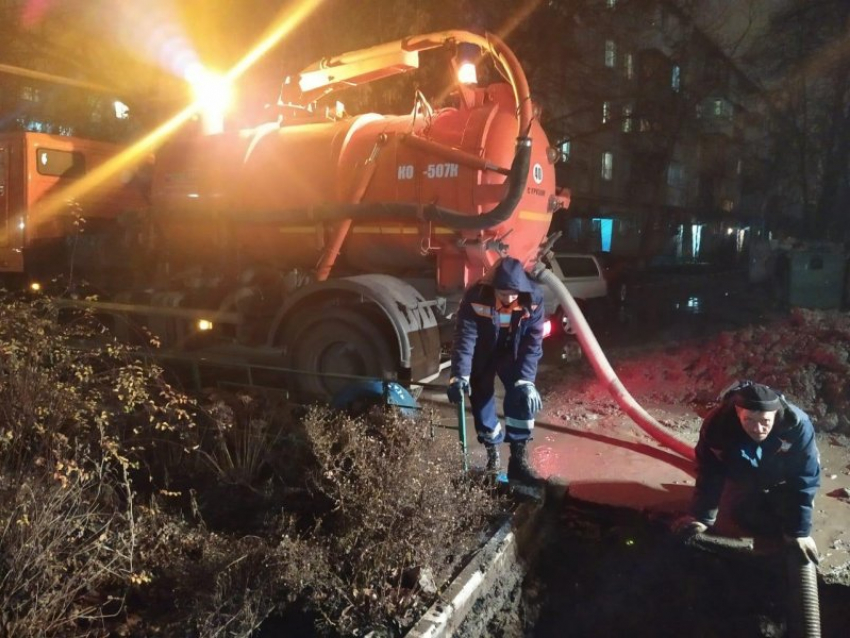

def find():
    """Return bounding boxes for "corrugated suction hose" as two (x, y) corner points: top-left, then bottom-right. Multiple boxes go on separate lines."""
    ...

(686, 533), (821, 637)
(787, 553), (821, 638)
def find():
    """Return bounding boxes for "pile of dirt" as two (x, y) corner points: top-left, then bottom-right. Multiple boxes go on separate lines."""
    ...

(544, 307), (850, 435)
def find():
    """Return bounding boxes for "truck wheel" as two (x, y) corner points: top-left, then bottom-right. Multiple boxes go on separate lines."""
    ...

(285, 308), (396, 400)
(555, 301), (586, 336)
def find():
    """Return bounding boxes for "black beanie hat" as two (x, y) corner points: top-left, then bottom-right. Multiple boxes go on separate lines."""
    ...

(732, 383), (781, 411)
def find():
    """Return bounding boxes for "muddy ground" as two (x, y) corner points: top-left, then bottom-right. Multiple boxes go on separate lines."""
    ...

(446, 275), (850, 637)
(534, 283), (850, 580)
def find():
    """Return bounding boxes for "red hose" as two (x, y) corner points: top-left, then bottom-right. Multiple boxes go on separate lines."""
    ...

(537, 268), (696, 463)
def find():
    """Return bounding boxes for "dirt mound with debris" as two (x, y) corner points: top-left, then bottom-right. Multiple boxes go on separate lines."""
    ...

(548, 307), (850, 435)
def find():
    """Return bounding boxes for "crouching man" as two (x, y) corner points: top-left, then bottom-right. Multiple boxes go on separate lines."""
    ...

(447, 257), (545, 487)
(677, 381), (821, 563)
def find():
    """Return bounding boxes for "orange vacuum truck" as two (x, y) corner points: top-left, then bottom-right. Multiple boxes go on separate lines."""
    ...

(1, 31), (567, 400)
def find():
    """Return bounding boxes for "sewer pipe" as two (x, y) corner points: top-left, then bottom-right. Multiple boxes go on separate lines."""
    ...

(533, 265), (696, 463)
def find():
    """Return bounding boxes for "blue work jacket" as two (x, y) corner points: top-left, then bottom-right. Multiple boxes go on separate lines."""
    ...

(450, 261), (545, 383)
(692, 401), (821, 537)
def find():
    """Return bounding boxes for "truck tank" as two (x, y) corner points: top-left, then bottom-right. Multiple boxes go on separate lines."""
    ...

(73, 30), (566, 398)
(151, 83), (556, 290)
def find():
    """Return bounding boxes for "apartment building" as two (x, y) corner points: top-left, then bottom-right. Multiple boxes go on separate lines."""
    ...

(547, 0), (768, 267)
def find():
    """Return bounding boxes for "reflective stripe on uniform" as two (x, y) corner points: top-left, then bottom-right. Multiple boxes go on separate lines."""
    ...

(471, 302), (492, 318)
(506, 416), (534, 430)
(480, 421), (503, 442)
(496, 300), (521, 328)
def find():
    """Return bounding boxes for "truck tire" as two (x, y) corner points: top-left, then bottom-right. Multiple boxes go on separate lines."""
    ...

(555, 300), (586, 336)
(285, 308), (396, 401)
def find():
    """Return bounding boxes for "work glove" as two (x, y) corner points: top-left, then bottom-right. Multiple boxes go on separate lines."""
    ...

(446, 377), (470, 405)
(514, 380), (542, 415)
(672, 515), (709, 536)
(785, 535), (819, 565)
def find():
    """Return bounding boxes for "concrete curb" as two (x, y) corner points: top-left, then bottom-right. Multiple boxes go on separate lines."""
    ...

(404, 517), (518, 638)
(405, 486), (563, 637)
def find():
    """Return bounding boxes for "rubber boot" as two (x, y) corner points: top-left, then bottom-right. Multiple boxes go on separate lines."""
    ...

(508, 441), (544, 488)
(485, 444), (501, 474)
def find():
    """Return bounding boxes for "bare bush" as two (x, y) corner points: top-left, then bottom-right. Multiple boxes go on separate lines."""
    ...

(0, 471), (133, 638)
(191, 392), (298, 487)
(0, 296), (508, 636)
(126, 402), (504, 636)
(300, 405), (501, 634)
(0, 295), (195, 636)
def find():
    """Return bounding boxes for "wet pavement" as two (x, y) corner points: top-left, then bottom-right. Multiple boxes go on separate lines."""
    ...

(418, 267), (850, 584)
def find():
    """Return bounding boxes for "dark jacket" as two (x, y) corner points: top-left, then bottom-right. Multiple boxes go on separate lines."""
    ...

(692, 400), (821, 537)
(450, 258), (545, 383)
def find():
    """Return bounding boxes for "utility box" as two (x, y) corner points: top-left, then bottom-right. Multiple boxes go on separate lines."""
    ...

(787, 249), (846, 309)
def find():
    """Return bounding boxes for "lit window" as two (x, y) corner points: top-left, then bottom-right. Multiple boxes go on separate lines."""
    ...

(624, 53), (634, 80)
(21, 86), (40, 102)
(601, 152), (613, 181)
(605, 40), (617, 68)
(667, 162), (684, 187)
(710, 98), (734, 119)
(559, 140), (571, 161)
(622, 104), (633, 132)
(671, 65), (681, 92)
(113, 101), (130, 119)
(602, 101), (611, 124)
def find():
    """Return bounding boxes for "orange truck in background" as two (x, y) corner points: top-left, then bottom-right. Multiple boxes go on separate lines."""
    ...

(0, 131), (148, 285)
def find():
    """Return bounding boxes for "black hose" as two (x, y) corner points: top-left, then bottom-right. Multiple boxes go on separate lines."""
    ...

(420, 138), (532, 229)
(683, 532), (755, 557)
(682, 533), (821, 637)
(786, 552), (821, 638)
(193, 139), (533, 232)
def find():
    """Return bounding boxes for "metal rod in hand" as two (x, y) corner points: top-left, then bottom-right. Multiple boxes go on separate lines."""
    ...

(458, 392), (468, 472)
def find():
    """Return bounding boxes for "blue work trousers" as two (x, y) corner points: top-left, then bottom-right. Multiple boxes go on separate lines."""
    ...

(469, 350), (534, 445)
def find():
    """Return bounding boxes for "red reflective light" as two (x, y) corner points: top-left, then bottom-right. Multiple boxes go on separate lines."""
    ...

(542, 319), (553, 338)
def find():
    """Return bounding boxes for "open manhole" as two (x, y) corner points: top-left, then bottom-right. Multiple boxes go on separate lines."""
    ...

(464, 497), (850, 638)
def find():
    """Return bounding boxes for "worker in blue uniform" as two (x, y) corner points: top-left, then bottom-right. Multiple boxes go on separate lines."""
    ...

(677, 380), (821, 563)
(447, 257), (545, 486)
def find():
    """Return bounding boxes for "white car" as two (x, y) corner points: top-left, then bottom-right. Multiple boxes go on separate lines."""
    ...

(540, 253), (608, 335)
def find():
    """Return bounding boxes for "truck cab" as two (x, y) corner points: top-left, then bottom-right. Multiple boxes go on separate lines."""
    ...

(0, 131), (148, 285)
